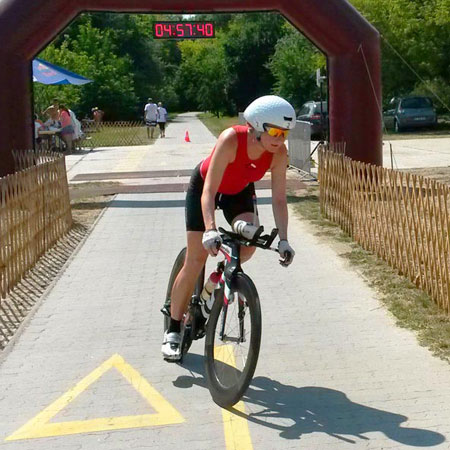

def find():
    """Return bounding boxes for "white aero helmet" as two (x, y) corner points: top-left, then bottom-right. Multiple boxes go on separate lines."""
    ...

(243, 95), (296, 132)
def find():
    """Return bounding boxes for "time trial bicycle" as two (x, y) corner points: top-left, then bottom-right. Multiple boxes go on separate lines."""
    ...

(162, 222), (289, 407)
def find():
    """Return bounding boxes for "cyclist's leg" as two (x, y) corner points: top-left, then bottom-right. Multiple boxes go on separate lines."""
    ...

(170, 163), (209, 320)
(162, 164), (207, 360)
(170, 231), (208, 320)
(162, 233), (206, 361)
(221, 183), (259, 263)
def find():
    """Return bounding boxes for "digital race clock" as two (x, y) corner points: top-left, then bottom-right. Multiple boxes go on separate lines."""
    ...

(153, 21), (215, 39)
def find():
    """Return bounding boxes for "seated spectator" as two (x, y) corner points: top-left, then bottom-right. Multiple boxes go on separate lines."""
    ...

(42, 98), (61, 127)
(59, 104), (74, 153)
(34, 114), (44, 147)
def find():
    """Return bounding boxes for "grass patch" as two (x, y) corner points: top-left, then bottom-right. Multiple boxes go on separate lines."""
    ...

(69, 181), (122, 201)
(288, 186), (450, 363)
(88, 124), (151, 147)
(198, 113), (239, 138)
(197, 111), (449, 141)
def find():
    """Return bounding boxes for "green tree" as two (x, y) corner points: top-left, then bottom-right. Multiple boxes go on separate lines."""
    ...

(176, 37), (230, 116)
(68, 20), (137, 120)
(268, 25), (326, 110)
(222, 13), (286, 112)
(36, 19), (137, 120)
(351, 0), (450, 112)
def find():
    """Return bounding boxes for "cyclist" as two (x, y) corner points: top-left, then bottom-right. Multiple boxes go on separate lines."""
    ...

(162, 95), (296, 361)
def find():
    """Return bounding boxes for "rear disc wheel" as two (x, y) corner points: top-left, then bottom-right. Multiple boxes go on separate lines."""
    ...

(164, 248), (204, 359)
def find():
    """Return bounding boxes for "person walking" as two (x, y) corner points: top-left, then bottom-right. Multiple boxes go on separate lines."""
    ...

(91, 107), (104, 127)
(157, 102), (168, 138)
(144, 98), (158, 139)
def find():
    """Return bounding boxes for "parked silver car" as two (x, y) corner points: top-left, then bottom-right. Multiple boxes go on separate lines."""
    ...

(383, 96), (437, 132)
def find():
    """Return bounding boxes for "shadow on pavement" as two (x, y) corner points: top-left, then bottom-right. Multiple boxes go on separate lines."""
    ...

(174, 354), (445, 447)
(106, 197), (273, 209)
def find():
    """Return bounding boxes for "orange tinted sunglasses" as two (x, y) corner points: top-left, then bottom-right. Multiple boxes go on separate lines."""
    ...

(264, 125), (289, 138)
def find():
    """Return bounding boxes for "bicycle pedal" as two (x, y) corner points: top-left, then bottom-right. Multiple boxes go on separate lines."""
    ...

(163, 355), (183, 363)
(160, 304), (171, 317)
(195, 329), (206, 340)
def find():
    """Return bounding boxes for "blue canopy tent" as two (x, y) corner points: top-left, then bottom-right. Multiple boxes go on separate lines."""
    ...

(32, 58), (93, 85)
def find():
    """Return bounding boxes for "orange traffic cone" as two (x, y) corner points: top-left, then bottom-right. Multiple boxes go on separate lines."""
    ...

(184, 130), (191, 142)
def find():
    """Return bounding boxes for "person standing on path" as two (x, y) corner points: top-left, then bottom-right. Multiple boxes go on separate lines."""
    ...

(144, 98), (158, 139)
(157, 102), (168, 138)
(161, 95), (297, 361)
(91, 107), (104, 127)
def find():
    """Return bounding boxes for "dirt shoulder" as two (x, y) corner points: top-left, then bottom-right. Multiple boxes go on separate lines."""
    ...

(288, 184), (450, 364)
(0, 189), (113, 351)
(402, 166), (450, 185)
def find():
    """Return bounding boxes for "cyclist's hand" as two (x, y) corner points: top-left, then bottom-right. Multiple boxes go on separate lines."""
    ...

(278, 240), (295, 267)
(202, 229), (222, 256)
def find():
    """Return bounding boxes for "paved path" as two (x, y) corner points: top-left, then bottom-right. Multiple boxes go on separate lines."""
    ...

(1, 114), (449, 449)
(310, 137), (450, 172)
(382, 138), (450, 169)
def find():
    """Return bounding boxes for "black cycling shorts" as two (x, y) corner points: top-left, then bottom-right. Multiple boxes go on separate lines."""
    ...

(185, 164), (258, 232)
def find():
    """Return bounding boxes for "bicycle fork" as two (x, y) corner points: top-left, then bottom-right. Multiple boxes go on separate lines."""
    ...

(217, 241), (246, 344)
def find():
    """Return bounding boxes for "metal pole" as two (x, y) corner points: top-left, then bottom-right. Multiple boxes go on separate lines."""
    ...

(390, 143), (394, 169)
(319, 80), (324, 140)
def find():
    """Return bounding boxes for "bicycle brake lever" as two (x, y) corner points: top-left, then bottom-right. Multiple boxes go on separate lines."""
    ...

(248, 225), (264, 246)
(252, 228), (278, 249)
(264, 228), (279, 248)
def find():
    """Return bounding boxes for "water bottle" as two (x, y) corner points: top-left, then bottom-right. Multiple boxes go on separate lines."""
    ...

(233, 220), (259, 240)
(200, 271), (221, 319)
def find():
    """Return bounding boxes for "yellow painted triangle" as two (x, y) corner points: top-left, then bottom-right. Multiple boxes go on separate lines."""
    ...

(6, 354), (184, 441)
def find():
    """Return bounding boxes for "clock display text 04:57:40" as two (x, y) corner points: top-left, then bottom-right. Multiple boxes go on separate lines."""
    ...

(153, 22), (215, 39)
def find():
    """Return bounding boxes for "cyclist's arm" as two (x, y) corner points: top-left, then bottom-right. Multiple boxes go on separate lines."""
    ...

(201, 128), (237, 230)
(270, 147), (289, 241)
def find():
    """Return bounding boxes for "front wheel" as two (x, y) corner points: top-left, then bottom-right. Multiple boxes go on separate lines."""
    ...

(204, 273), (262, 407)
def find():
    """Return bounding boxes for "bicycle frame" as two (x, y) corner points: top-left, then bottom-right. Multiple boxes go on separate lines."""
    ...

(177, 226), (278, 345)
(214, 237), (243, 342)
(209, 226), (278, 343)
(214, 225), (279, 303)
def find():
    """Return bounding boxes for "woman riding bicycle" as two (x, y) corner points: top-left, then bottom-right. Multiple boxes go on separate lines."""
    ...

(162, 95), (297, 361)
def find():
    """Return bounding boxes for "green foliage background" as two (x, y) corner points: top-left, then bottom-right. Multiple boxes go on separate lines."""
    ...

(34, 3), (450, 121)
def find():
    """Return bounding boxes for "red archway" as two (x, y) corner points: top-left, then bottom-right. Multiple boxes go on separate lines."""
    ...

(0, 0), (381, 176)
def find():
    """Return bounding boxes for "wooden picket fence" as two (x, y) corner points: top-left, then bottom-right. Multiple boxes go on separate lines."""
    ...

(0, 150), (72, 298)
(319, 144), (450, 314)
(81, 121), (149, 147)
